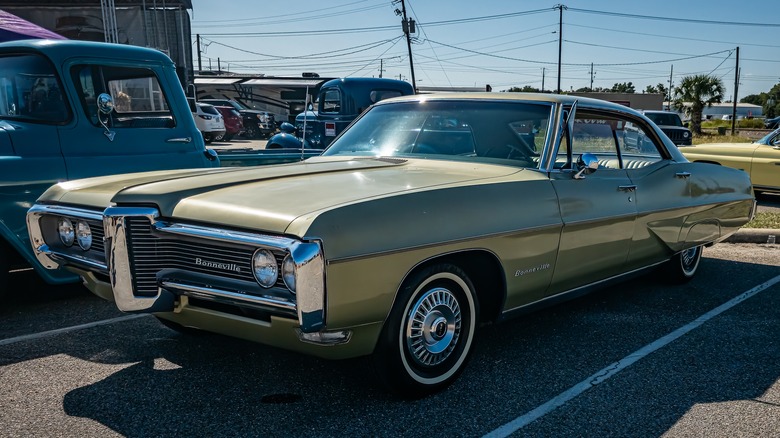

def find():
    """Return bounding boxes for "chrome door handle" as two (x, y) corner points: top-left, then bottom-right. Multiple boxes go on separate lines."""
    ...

(675, 172), (691, 179)
(167, 137), (192, 143)
(618, 185), (637, 192)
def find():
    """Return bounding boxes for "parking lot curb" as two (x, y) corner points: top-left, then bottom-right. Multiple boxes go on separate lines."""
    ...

(725, 228), (779, 244)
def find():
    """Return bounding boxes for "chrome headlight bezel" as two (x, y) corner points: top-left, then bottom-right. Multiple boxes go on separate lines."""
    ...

(252, 248), (278, 288)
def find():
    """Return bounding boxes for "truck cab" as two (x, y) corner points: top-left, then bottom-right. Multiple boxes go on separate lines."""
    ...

(0, 39), (219, 293)
(292, 78), (414, 149)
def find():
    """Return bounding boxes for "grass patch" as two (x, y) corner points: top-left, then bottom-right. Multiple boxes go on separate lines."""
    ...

(692, 133), (752, 145)
(743, 212), (780, 229)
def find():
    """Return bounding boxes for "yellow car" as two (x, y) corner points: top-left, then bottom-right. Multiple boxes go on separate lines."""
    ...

(680, 128), (780, 194)
(27, 94), (755, 397)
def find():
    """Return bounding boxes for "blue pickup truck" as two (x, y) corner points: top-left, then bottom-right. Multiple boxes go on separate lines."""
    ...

(0, 40), (317, 296)
(267, 78), (414, 149)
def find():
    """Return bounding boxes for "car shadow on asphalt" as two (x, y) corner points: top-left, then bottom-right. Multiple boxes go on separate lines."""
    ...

(4, 256), (779, 436)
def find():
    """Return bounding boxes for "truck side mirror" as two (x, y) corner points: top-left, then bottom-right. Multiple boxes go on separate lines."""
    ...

(96, 93), (116, 141)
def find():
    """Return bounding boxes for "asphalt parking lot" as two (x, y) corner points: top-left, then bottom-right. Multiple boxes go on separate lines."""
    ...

(1, 242), (778, 437)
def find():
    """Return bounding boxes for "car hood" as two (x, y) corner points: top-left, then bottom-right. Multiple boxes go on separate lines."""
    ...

(39, 156), (528, 235)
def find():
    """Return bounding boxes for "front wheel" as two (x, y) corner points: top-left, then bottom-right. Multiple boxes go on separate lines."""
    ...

(661, 245), (703, 283)
(373, 263), (478, 398)
(244, 124), (259, 139)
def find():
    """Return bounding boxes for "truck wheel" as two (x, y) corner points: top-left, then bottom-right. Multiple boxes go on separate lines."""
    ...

(244, 124), (259, 139)
(0, 246), (8, 300)
(203, 133), (213, 144)
(222, 134), (233, 142)
(373, 263), (478, 398)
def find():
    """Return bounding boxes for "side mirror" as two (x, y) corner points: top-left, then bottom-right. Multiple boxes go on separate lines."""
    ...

(574, 153), (599, 179)
(96, 93), (116, 141)
(683, 122), (689, 128)
(97, 93), (114, 114)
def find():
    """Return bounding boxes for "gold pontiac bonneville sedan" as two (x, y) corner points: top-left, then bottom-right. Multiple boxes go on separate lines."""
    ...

(679, 127), (780, 194)
(27, 94), (755, 397)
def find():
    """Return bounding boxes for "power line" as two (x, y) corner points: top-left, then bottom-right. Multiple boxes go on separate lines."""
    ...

(193, 3), (387, 28)
(567, 23), (780, 49)
(568, 7), (780, 27)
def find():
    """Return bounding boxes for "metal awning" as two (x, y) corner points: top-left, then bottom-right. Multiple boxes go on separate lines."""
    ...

(242, 78), (324, 87)
(194, 78), (244, 85)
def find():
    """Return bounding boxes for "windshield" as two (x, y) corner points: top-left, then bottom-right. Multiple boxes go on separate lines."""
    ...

(322, 100), (553, 168)
(645, 112), (683, 127)
(756, 127), (780, 145)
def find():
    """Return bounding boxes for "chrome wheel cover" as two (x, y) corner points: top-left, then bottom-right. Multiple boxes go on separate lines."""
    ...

(405, 287), (462, 368)
(681, 246), (701, 275)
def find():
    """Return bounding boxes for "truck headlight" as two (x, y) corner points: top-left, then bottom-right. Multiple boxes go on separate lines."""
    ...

(683, 131), (690, 138)
(252, 249), (278, 288)
(58, 217), (75, 247)
(76, 220), (92, 250)
(282, 254), (296, 292)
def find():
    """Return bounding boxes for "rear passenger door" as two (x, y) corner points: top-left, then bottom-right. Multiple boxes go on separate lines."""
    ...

(58, 62), (208, 180)
(618, 117), (695, 271)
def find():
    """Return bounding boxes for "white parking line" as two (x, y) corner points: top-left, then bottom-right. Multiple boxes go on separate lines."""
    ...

(0, 314), (148, 347)
(484, 273), (780, 438)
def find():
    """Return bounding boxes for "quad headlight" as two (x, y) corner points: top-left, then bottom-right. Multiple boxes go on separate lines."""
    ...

(282, 254), (296, 293)
(252, 249), (278, 288)
(57, 217), (75, 247)
(76, 220), (92, 250)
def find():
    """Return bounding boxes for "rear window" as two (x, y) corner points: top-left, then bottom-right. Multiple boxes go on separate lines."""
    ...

(0, 53), (70, 124)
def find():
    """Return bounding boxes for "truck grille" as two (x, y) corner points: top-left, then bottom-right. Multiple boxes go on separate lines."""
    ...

(125, 217), (286, 297)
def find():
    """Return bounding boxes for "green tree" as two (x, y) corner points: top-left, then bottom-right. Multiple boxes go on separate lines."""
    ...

(505, 85), (542, 93)
(610, 82), (635, 93)
(740, 93), (764, 106)
(763, 83), (780, 118)
(645, 83), (669, 101)
(672, 74), (724, 134)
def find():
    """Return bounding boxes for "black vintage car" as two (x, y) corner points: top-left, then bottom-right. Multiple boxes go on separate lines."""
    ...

(200, 98), (275, 139)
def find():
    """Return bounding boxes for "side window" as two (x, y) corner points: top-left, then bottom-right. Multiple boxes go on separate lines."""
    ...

(370, 89), (403, 103)
(0, 54), (70, 124)
(71, 64), (175, 128)
(569, 112), (661, 170)
(320, 88), (341, 114)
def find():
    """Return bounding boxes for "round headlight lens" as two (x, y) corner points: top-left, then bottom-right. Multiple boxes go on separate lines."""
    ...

(683, 131), (690, 138)
(58, 217), (75, 247)
(282, 254), (296, 292)
(76, 220), (92, 250)
(252, 249), (278, 288)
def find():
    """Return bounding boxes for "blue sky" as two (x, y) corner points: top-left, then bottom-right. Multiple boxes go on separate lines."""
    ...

(190, 0), (779, 100)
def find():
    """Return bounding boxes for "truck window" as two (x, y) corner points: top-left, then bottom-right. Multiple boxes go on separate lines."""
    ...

(0, 54), (70, 124)
(71, 64), (175, 128)
(320, 89), (341, 114)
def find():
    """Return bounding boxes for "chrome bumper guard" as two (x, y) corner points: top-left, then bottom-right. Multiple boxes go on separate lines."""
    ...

(103, 206), (326, 333)
(27, 204), (108, 272)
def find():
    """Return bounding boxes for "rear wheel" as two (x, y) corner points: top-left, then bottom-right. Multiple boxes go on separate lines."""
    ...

(244, 124), (259, 139)
(222, 134), (233, 142)
(373, 263), (478, 398)
(662, 245), (703, 283)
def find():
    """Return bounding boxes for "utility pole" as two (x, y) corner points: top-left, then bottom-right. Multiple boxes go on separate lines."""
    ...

(731, 46), (740, 135)
(668, 65), (673, 110)
(541, 67), (545, 92)
(555, 4), (566, 93)
(589, 63), (594, 91)
(196, 33), (202, 73)
(379, 59), (384, 78)
(398, 0), (417, 93)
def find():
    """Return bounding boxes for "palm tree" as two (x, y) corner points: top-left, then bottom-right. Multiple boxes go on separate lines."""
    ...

(672, 74), (725, 134)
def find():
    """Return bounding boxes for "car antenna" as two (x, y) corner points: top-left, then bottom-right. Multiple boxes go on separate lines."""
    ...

(301, 85), (309, 162)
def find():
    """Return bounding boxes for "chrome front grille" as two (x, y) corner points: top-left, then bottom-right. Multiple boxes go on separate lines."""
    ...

(125, 217), (286, 297)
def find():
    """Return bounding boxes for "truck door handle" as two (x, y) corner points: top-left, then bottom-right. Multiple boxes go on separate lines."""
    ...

(618, 185), (637, 192)
(675, 172), (691, 179)
(167, 137), (192, 143)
